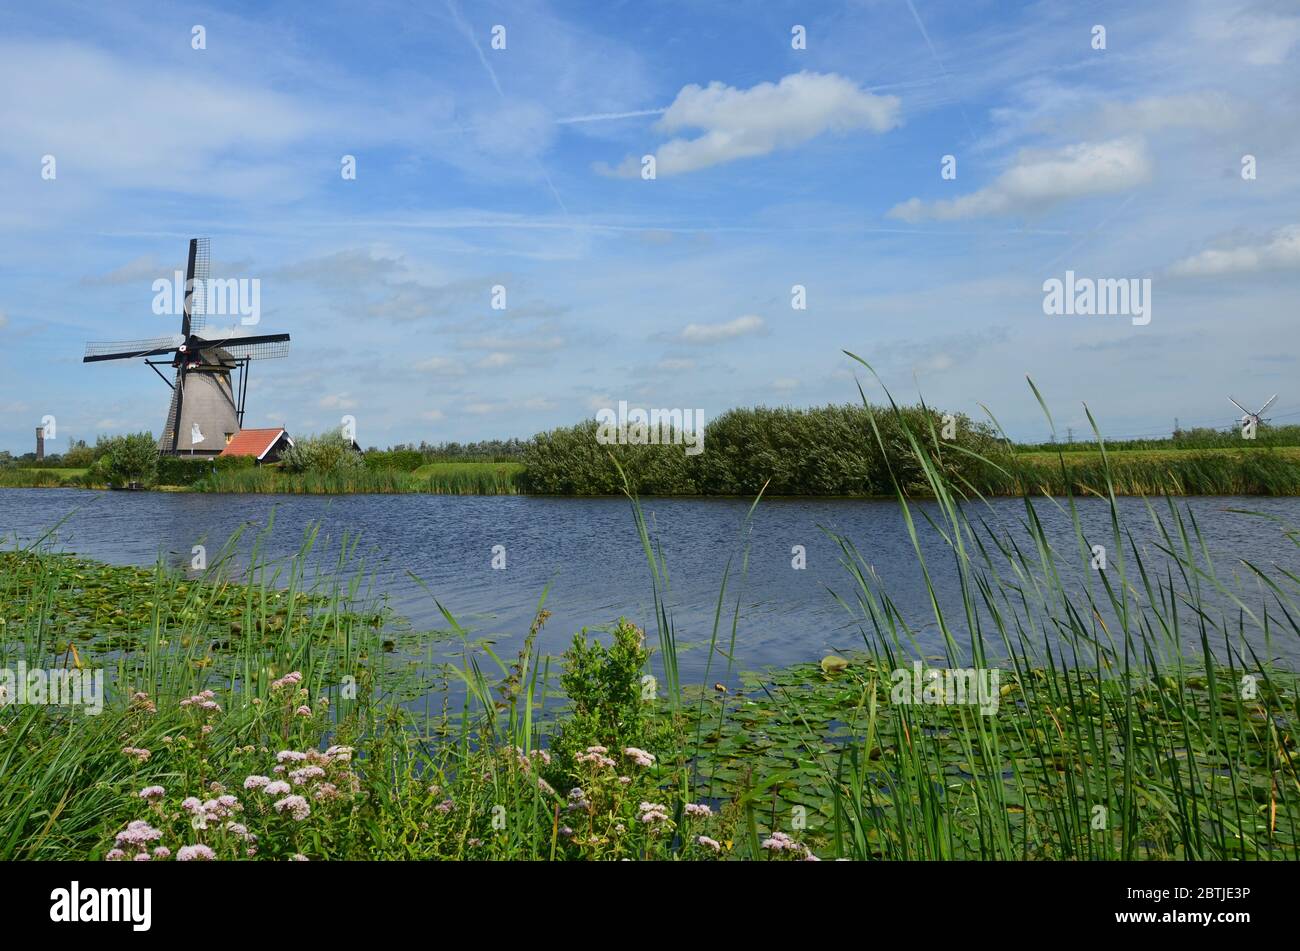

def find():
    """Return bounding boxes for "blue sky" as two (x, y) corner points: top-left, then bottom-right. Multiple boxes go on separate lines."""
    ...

(2, 0), (1299, 453)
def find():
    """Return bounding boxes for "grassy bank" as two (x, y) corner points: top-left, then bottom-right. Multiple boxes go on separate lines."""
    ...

(3, 372), (1299, 860)
(1008, 447), (1300, 496)
(0, 468), (92, 488)
(0, 462), (525, 494)
(192, 461), (525, 494)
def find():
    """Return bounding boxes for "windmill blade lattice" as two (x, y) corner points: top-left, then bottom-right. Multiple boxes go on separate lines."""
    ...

(187, 237), (211, 334)
(84, 335), (183, 362)
(198, 334), (290, 362)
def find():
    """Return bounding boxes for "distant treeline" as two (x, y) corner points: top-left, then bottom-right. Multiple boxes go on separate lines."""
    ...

(1017, 424), (1300, 453)
(364, 438), (529, 469)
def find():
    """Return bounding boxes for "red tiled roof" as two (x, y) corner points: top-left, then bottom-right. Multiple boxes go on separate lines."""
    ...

(219, 428), (289, 460)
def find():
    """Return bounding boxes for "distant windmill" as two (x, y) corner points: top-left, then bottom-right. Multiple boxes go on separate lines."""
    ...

(1228, 393), (1278, 438)
(83, 238), (290, 456)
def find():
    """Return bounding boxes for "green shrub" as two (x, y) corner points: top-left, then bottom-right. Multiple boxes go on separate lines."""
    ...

(95, 432), (159, 488)
(544, 619), (667, 788)
(363, 449), (424, 472)
(520, 404), (1010, 496)
(280, 431), (365, 474)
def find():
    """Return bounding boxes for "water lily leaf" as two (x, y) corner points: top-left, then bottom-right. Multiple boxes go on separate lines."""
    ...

(820, 655), (850, 675)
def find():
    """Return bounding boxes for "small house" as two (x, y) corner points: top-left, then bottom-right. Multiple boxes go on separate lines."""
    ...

(218, 428), (294, 464)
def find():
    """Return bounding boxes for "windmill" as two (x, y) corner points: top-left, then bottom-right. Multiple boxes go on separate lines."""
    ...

(1228, 393), (1278, 438)
(83, 238), (290, 456)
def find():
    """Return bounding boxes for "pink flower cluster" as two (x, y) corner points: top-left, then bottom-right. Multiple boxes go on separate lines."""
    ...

(576, 745), (616, 769)
(138, 785), (166, 801)
(176, 844), (216, 861)
(270, 670), (303, 691)
(289, 765), (325, 785)
(638, 802), (670, 824)
(273, 795), (311, 821)
(696, 835), (722, 853)
(624, 747), (656, 768)
(760, 831), (815, 859)
(121, 747), (151, 763)
(181, 794), (242, 827)
(179, 689), (221, 713)
(684, 803), (712, 817)
(114, 820), (163, 850)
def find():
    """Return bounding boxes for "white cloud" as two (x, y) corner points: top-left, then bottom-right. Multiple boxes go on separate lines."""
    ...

(474, 352), (515, 369)
(456, 334), (565, 352)
(462, 398), (551, 415)
(1093, 93), (1241, 134)
(889, 138), (1151, 222)
(1199, 5), (1300, 65)
(1169, 225), (1300, 276)
(600, 72), (900, 177)
(318, 393), (357, 410)
(80, 255), (166, 287)
(0, 42), (319, 195)
(680, 314), (765, 344)
(656, 358), (696, 371)
(414, 356), (466, 376)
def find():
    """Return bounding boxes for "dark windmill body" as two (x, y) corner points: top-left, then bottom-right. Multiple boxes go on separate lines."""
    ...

(83, 238), (290, 456)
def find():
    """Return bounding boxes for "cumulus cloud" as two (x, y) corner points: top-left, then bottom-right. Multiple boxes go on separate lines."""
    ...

(889, 138), (1151, 222)
(679, 314), (765, 344)
(599, 71), (900, 177)
(1169, 225), (1300, 276)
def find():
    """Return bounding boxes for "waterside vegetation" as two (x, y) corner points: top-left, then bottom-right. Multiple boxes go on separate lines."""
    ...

(2, 368), (1298, 861)
(6, 404), (1300, 496)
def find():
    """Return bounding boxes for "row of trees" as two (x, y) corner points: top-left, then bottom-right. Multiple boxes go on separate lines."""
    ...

(372, 438), (530, 464)
(520, 404), (1012, 496)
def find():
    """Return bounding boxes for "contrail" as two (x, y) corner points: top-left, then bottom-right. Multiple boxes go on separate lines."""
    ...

(443, 0), (567, 214)
(556, 108), (667, 124)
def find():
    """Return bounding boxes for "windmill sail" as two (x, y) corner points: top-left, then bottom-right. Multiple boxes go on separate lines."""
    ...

(185, 237), (211, 335)
(197, 333), (290, 362)
(83, 335), (183, 362)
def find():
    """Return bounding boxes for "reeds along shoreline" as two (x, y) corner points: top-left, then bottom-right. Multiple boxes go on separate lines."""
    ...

(1, 368), (1297, 860)
(190, 464), (524, 495)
